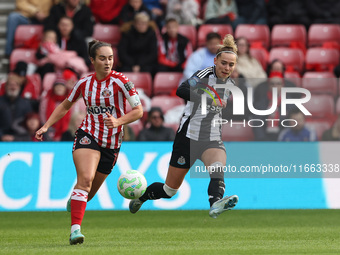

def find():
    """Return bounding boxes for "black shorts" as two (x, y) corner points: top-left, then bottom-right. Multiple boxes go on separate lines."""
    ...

(169, 127), (226, 169)
(73, 129), (120, 174)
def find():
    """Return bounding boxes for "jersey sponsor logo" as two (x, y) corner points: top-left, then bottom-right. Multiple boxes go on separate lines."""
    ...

(87, 105), (115, 115)
(177, 156), (186, 165)
(79, 136), (91, 145)
(205, 104), (222, 113)
(101, 89), (112, 98)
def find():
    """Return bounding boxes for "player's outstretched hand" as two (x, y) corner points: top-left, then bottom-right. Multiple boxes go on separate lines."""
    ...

(214, 99), (227, 108)
(35, 126), (47, 141)
(104, 112), (120, 128)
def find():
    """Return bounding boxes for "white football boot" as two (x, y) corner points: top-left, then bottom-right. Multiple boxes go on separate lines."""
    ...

(209, 195), (239, 219)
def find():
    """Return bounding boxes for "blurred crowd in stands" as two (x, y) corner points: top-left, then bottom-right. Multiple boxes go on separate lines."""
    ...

(1, 0), (340, 142)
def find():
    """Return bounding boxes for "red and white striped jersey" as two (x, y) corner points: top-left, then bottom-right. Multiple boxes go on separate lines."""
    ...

(67, 71), (141, 149)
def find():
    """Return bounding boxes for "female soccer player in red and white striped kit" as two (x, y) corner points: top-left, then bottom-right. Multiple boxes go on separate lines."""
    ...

(35, 40), (143, 245)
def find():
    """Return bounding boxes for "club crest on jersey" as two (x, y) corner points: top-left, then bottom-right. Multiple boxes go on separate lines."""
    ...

(177, 156), (186, 165)
(102, 89), (112, 98)
(188, 76), (200, 87)
(79, 136), (91, 145)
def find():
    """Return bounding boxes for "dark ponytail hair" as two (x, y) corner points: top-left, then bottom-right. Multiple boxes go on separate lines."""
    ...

(88, 40), (112, 59)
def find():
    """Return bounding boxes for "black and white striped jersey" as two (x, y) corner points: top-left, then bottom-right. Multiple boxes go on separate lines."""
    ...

(176, 66), (235, 141)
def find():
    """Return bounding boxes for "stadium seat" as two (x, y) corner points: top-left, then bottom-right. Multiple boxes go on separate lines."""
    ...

(197, 24), (233, 48)
(42, 72), (57, 92)
(153, 72), (183, 96)
(26, 73), (42, 99)
(151, 95), (185, 114)
(284, 72), (301, 87)
(9, 48), (37, 71)
(302, 72), (337, 96)
(123, 72), (152, 97)
(128, 119), (144, 137)
(162, 25), (197, 49)
(305, 48), (340, 72)
(43, 71), (87, 94)
(303, 94), (335, 120)
(308, 24), (340, 48)
(305, 120), (331, 141)
(249, 48), (269, 71)
(112, 47), (120, 69)
(93, 24), (121, 46)
(234, 24), (270, 49)
(271, 25), (307, 49)
(336, 97), (340, 115)
(14, 24), (43, 49)
(179, 25), (197, 49)
(221, 124), (254, 141)
(268, 47), (305, 74)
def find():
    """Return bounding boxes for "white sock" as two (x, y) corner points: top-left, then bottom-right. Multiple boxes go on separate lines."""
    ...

(71, 224), (80, 233)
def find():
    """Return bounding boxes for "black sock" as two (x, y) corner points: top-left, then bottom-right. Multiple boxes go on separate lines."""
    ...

(208, 178), (225, 207)
(139, 182), (171, 202)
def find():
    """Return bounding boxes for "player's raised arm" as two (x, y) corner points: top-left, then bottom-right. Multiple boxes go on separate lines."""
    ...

(176, 73), (223, 106)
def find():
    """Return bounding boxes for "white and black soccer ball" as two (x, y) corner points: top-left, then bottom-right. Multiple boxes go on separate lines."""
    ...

(117, 170), (147, 199)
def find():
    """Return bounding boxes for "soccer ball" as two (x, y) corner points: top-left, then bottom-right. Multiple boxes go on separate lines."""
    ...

(117, 170), (147, 199)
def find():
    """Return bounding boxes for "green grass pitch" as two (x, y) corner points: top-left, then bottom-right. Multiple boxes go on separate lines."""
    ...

(0, 209), (339, 255)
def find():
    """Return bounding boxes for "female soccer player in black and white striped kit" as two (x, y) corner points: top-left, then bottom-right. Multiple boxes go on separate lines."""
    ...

(36, 40), (143, 244)
(130, 34), (239, 218)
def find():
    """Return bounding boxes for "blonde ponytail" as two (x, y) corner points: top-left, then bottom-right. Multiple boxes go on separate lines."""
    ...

(216, 34), (238, 57)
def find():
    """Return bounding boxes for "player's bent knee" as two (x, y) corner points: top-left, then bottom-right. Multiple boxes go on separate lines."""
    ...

(76, 179), (92, 192)
(163, 184), (178, 197)
(209, 161), (225, 179)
